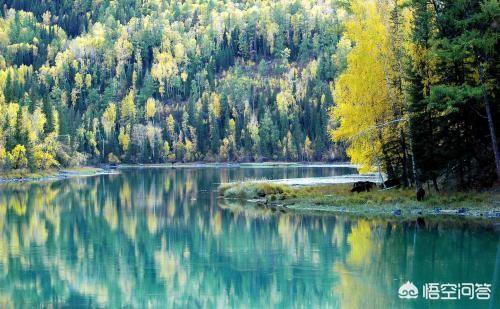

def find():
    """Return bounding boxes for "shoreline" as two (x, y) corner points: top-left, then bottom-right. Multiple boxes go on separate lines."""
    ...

(0, 167), (119, 184)
(264, 200), (500, 220)
(218, 182), (500, 220)
(118, 161), (358, 169)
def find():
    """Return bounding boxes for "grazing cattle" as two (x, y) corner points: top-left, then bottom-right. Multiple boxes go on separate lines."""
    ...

(351, 181), (376, 193)
(351, 186), (366, 193)
(416, 187), (426, 201)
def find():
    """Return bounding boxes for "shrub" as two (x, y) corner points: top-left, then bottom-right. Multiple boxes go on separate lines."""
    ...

(108, 153), (121, 164)
(34, 149), (59, 169)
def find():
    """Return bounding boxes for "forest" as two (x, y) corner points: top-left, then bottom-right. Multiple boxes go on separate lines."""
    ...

(0, 0), (498, 189)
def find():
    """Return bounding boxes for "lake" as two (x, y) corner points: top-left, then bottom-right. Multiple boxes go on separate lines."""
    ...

(0, 166), (498, 308)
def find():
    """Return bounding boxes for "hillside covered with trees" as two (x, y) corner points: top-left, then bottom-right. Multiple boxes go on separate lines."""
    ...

(0, 0), (343, 170)
(0, 0), (498, 189)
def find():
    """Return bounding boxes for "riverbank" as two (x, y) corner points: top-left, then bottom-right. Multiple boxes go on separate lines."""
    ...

(0, 167), (118, 184)
(218, 182), (500, 219)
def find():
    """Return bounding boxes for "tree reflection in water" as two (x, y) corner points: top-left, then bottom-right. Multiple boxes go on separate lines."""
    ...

(0, 167), (498, 307)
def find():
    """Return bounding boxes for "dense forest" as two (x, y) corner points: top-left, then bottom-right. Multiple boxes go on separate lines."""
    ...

(0, 0), (498, 189)
(0, 0), (342, 169)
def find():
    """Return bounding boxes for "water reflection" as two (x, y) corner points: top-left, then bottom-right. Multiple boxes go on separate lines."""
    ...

(0, 167), (498, 307)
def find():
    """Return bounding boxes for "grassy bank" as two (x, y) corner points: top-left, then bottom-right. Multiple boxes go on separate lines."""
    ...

(0, 167), (112, 183)
(218, 182), (500, 219)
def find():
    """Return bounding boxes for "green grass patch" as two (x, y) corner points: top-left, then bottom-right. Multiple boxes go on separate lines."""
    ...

(0, 166), (106, 182)
(219, 182), (290, 199)
(218, 182), (499, 213)
(286, 184), (496, 210)
(0, 169), (59, 180)
(60, 167), (103, 175)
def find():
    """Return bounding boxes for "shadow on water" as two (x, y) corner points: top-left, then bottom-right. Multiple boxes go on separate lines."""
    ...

(0, 167), (498, 307)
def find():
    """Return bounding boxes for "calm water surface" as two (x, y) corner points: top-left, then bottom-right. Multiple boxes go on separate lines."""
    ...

(0, 166), (498, 308)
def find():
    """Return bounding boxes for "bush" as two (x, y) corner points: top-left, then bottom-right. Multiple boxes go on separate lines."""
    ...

(108, 153), (121, 164)
(67, 151), (88, 167)
(34, 149), (59, 169)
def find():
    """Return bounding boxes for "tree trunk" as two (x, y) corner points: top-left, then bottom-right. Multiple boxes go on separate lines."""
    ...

(408, 116), (420, 189)
(432, 176), (439, 192)
(400, 129), (411, 187)
(484, 96), (500, 180)
(479, 60), (500, 181)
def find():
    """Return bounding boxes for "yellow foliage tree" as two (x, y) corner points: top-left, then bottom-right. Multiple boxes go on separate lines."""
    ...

(145, 98), (157, 120)
(276, 90), (294, 116)
(166, 114), (175, 140)
(163, 141), (170, 158)
(120, 90), (136, 124)
(33, 147), (59, 170)
(151, 51), (178, 97)
(101, 103), (116, 138)
(209, 93), (221, 119)
(330, 0), (402, 172)
(118, 125), (131, 152)
(0, 146), (6, 167)
(9, 145), (28, 169)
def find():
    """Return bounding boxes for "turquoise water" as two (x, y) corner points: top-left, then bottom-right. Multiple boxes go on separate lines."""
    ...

(0, 166), (498, 308)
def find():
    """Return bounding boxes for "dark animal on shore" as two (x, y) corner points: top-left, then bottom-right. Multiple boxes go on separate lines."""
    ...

(351, 181), (376, 193)
(416, 187), (426, 201)
(382, 178), (401, 188)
